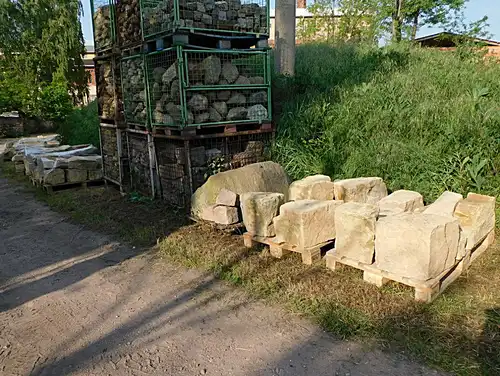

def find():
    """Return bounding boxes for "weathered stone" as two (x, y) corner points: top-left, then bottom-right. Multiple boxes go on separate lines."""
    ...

(273, 200), (344, 248)
(170, 79), (180, 102)
(249, 91), (267, 104)
(249, 76), (265, 85)
(88, 169), (104, 181)
(202, 55), (221, 84)
(227, 107), (247, 120)
(334, 202), (378, 264)
(67, 155), (102, 170)
(212, 101), (228, 117)
(215, 0), (228, 10)
(166, 102), (182, 122)
(423, 191), (463, 217)
(216, 188), (238, 206)
(154, 110), (175, 125)
(191, 161), (289, 218)
(190, 146), (206, 167)
(201, 204), (239, 225)
(240, 192), (285, 236)
(217, 90), (231, 101)
(221, 61), (239, 83)
(378, 190), (424, 216)
(43, 168), (65, 185)
(227, 93), (246, 105)
(289, 175), (334, 201)
(66, 169), (88, 183)
(162, 62), (177, 85)
(375, 213), (461, 281)
(454, 193), (495, 251)
(235, 75), (250, 85)
(247, 104), (268, 120)
(11, 154), (24, 162)
(188, 94), (209, 111)
(333, 177), (387, 204)
(152, 67), (166, 83)
(195, 112), (210, 124)
(209, 107), (222, 122)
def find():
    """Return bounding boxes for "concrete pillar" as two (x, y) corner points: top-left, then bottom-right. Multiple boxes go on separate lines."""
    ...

(274, 0), (296, 76)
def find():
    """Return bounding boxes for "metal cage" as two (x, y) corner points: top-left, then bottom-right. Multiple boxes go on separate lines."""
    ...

(96, 57), (124, 123)
(91, 0), (116, 51)
(115, 0), (143, 48)
(121, 54), (149, 125)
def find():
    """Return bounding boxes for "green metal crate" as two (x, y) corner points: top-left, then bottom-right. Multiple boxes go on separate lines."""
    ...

(145, 47), (271, 128)
(115, 0), (143, 47)
(140, 0), (269, 40)
(91, 0), (116, 51)
(121, 54), (149, 125)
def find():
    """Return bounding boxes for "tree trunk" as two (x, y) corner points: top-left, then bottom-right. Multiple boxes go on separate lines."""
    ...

(410, 9), (419, 40)
(392, 0), (403, 42)
(274, 0), (296, 76)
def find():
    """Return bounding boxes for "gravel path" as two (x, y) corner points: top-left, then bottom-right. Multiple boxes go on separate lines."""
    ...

(0, 176), (446, 376)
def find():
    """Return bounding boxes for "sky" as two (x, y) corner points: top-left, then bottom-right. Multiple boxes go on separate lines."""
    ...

(81, 0), (500, 46)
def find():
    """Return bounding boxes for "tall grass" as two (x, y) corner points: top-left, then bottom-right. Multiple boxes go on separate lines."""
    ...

(274, 43), (500, 201)
(57, 100), (100, 147)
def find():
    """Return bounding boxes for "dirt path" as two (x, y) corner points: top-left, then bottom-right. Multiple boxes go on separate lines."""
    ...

(0, 176), (445, 376)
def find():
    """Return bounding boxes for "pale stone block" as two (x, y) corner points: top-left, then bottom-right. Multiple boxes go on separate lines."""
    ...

(454, 193), (495, 251)
(66, 169), (88, 183)
(375, 213), (461, 281)
(334, 202), (379, 264)
(423, 191), (463, 217)
(273, 200), (344, 248)
(289, 175), (334, 201)
(240, 192), (285, 237)
(88, 169), (104, 181)
(378, 190), (424, 216)
(44, 169), (65, 185)
(67, 155), (102, 170)
(201, 205), (239, 225)
(216, 188), (238, 206)
(333, 177), (387, 204)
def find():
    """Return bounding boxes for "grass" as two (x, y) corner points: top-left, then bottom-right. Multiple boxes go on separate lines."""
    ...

(57, 100), (100, 147)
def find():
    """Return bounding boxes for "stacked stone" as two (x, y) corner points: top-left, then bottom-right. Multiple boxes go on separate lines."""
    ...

(116, 0), (142, 46)
(100, 127), (120, 182)
(93, 5), (113, 50)
(127, 133), (151, 195)
(121, 58), (147, 124)
(97, 61), (117, 119)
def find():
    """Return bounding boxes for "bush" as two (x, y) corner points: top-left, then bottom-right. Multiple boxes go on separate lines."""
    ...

(274, 43), (500, 201)
(38, 81), (74, 121)
(57, 100), (100, 147)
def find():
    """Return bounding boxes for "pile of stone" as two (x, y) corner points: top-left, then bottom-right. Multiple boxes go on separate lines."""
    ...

(117, 0), (141, 46)
(152, 58), (268, 126)
(30, 155), (104, 186)
(93, 5), (113, 50)
(201, 189), (240, 225)
(98, 61), (118, 119)
(142, 0), (267, 36)
(122, 58), (147, 123)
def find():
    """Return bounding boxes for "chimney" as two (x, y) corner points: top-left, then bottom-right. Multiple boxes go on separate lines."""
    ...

(297, 0), (306, 8)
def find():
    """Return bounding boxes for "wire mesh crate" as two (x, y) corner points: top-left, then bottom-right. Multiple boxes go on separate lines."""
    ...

(121, 54), (148, 125)
(146, 47), (271, 128)
(140, 0), (269, 40)
(96, 57), (124, 123)
(99, 125), (130, 190)
(91, 0), (116, 51)
(127, 131), (153, 195)
(115, 0), (143, 48)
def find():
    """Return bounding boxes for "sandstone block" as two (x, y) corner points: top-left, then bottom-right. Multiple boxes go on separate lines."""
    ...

(216, 188), (238, 206)
(44, 168), (65, 185)
(289, 175), (334, 201)
(68, 155), (102, 170)
(273, 200), (344, 248)
(88, 169), (104, 181)
(378, 190), (424, 216)
(333, 177), (387, 204)
(423, 191), (463, 217)
(454, 193), (495, 251)
(201, 204), (239, 225)
(335, 202), (379, 264)
(240, 192), (285, 237)
(66, 169), (88, 183)
(375, 213), (461, 281)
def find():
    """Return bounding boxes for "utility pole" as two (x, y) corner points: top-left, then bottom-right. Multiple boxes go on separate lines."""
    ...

(274, 0), (296, 76)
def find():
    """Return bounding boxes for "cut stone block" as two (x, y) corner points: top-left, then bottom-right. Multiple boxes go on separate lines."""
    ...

(289, 175), (334, 201)
(378, 190), (424, 216)
(375, 213), (461, 281)
(240, 192), (285, 237)
(67, 155), (102, 170)
(273, 200), (344, 249)
(454, 193), (495, 251)
(334, 202), (379, 264)
(88, 169), (104, 181)
(333, 177), (387, 204)
(44, 169), (65, 185)
(11, 154), (24, 162)
(423, 191), (463, 217)
(216, 189), (238, 207)
(66, 169), (88, 183)
(200, 204), (239, 225)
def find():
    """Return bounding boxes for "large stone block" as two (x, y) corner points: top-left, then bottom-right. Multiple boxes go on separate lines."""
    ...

(216, 189), (238, 206)
(43, 168), (65, 185)
(454, 193), (495, 251)
(423, 191), (463, 217)
(67, 155), (102, 170)
(191, 161), (289, 218)
(273, 200), (344, 248)
(240, 192), (285, 237)
(201, 205), (239, 225)
(378, 190), (424, 216)
(289, 175), (334, 201)
(375, 213), (461, 281)
(66, 169), (88, 183)
(333, 177), (387, 204)
(88, 169), (104, 181)
(334, 202), (379, 264)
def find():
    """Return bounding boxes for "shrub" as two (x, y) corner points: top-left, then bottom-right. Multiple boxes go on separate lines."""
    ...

(274, 43), (500, 201)
(57, 100), (100, 147)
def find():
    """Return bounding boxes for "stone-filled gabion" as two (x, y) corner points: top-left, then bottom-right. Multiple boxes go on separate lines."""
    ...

(97, 61), (117, 119)
(142, 0), (268, 37)
(122, 57), (147, 124)
(93, 3), (113, 50)
(116, 0), (141, 46)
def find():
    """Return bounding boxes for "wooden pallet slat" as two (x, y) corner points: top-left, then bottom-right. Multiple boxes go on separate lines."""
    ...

(43, 179), (105, 194)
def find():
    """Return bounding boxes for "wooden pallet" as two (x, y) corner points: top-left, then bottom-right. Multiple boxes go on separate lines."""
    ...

(43, 179), (105, 194)
(242, 232), (334, 265)
(325, 230), (495, 303)
(153, 122), (272, 139)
